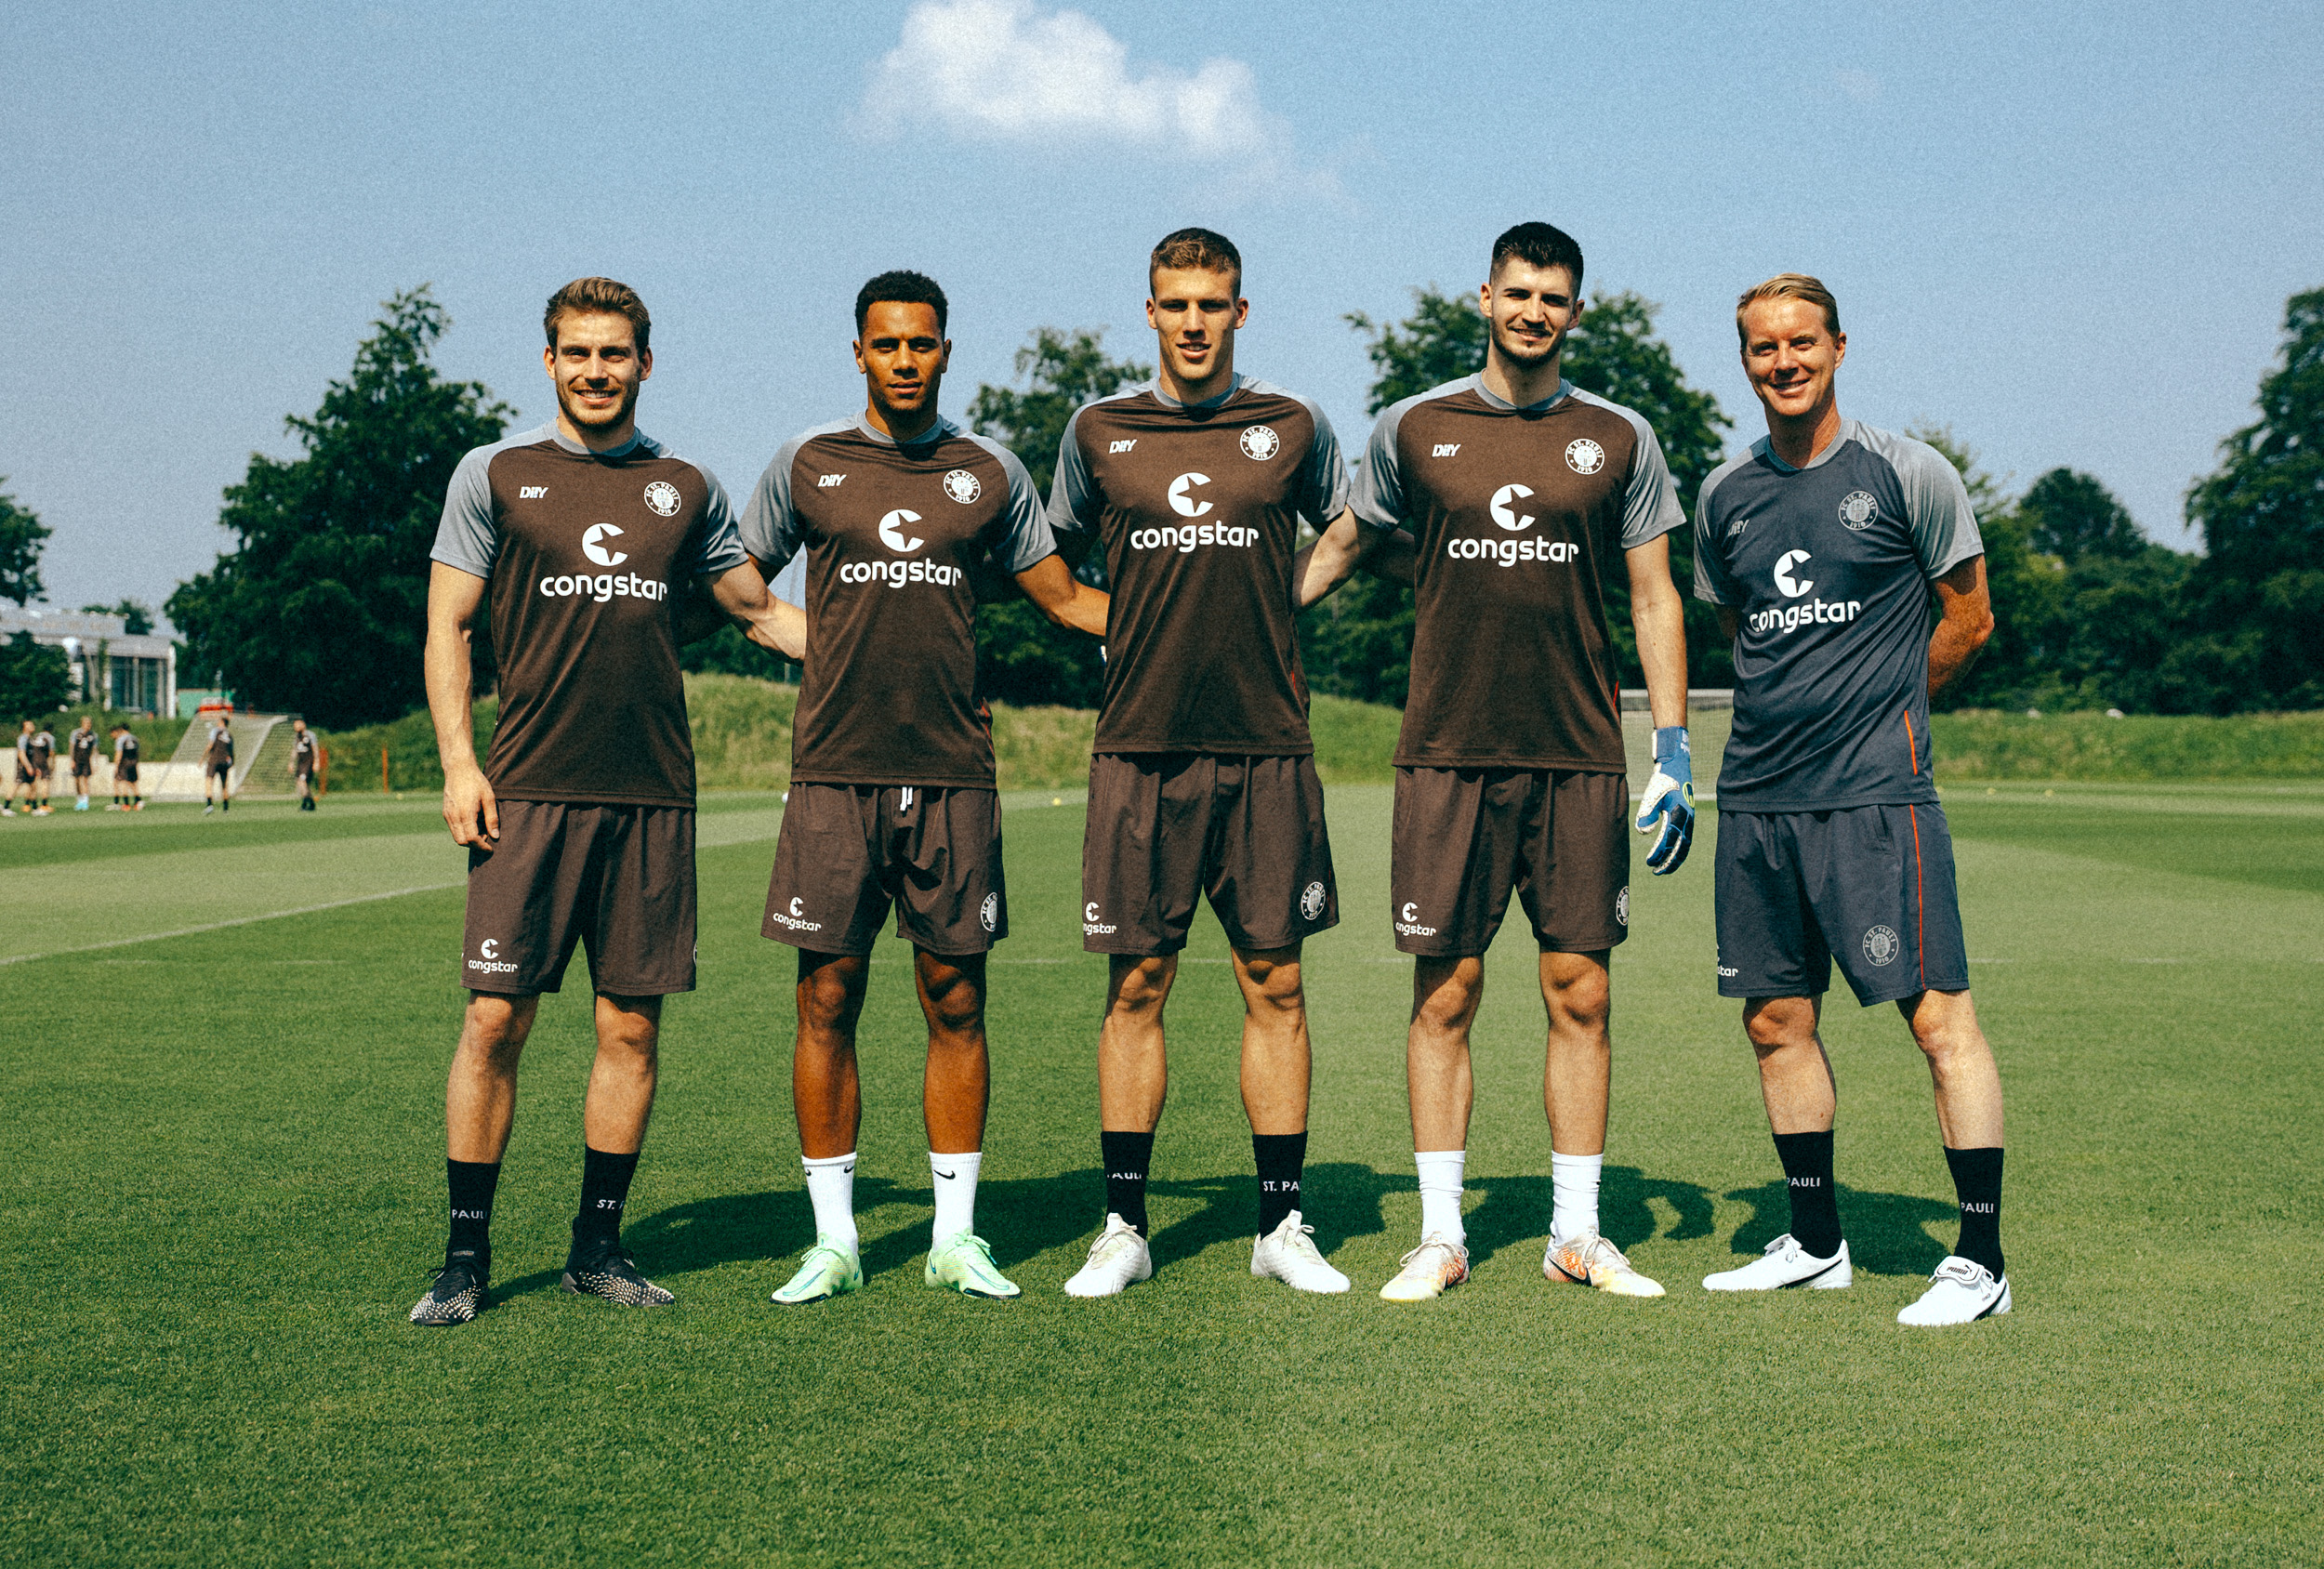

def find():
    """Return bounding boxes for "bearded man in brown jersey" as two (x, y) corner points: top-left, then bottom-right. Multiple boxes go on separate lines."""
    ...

(1050, 229), (1393, 1298)
(1303, 222), (1696, 1302)
(407, 277), (801, 1327)
(741, 270), (1107, 1305)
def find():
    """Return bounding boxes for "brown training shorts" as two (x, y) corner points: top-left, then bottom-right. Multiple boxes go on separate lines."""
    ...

(1083, 752), (1337, 956)
(460, 799), (697, 996)
(115, 762), (139, 784)
(1390, 766), (1630, 956)
(763, 784), (1006, 956)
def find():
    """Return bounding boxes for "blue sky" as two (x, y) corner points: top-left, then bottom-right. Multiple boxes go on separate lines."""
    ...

(5, 0), (2319, 620)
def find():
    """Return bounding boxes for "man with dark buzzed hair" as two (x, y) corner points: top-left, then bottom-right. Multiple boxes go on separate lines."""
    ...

(1050, 228), (1390, 1299)
(1303, 220), (1694, 1302)
(408, 275), (800, 1327)
(743, 269), (1108, 1306)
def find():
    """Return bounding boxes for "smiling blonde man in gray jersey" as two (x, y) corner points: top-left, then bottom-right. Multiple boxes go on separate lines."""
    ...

(1693, 273), (2012, 1326)
(1050, 229), (1381, 1298)
(741, 270), (1108, 1306)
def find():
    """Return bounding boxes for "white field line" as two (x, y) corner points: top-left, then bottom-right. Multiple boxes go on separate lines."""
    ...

(0, 880), (464, 967)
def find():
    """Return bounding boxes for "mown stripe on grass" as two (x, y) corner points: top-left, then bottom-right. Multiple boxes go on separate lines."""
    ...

(0, 881), (466, 966)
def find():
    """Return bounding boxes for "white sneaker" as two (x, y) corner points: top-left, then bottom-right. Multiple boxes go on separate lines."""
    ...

(1063, 1213), (1153, 1298)
(1545, 1231), (1666, 1298)
(1250, 1210), (1350, 1294)
(1897, 1256), (2011, 1325)
(1702, 1233), (1853, 1291)
(1380, 1234), (1470, 1301)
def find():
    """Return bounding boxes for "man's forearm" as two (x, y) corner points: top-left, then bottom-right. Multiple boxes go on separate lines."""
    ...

(425, 625), (481, 773)
(1631, 587), (1690, 730)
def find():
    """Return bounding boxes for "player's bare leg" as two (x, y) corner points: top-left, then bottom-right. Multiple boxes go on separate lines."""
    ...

(556, 991), (670, 1307)
(412, 993), (538, 1325)
(772, 951), (870, 1303)
(915, 949), (1015, 1295)
(1539, 950), (1659, 1296)
(1897, 986), (2010, 1323)
(1232, 944), (1309, 1138)
(1382, 956), (1484, 1300)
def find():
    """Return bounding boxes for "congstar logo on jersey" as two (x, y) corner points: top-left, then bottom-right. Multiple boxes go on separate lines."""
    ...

(839, 509), (964, 587)
(1746, 549), (1861, 634)
(1130, 472), (1259, 553)
(1446, 483), (1578, 567)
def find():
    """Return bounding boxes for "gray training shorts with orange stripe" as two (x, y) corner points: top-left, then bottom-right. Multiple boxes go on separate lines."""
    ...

(1712, 803), (1969, 1007)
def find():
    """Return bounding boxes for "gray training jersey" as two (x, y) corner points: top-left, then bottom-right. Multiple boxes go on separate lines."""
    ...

(1694, 419), (1983, 811)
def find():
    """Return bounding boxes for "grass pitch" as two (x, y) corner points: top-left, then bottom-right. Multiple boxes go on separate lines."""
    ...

(5, 783), (2320, 1565)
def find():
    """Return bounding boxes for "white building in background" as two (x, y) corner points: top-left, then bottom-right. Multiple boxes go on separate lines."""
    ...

(0, 607), (177, 715)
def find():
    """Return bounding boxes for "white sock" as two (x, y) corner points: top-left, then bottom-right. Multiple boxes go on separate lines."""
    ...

(931, 1150), (983, 1240)
(801, 1153), (859, 1254)
(1415, 1149), (1467, 1243)
(1551, 1151), (1604, 1245)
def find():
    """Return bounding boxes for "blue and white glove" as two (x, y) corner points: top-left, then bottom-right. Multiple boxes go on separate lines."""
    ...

(1634, 726), (1696, 875)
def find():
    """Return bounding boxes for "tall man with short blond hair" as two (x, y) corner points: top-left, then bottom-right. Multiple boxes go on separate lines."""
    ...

(1051, 229), (1384, 1297)
(408, 276), (799, 1326)
(1693, 272), (2013, 1325)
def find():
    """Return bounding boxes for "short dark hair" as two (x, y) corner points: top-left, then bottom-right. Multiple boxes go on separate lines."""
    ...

(545, 277), (651, 353)
(1149, 228), (1243, 293)
(854, 270), (948, 336)
(1489, 222), (1585, 293)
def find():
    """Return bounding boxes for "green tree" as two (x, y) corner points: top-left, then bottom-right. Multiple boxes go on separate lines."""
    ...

(0, 481), (52, 607)
(2173, 285), (2324, 712)
(81, 599), (155, 635)
(965, 327), (1150, 707)
(167, 287), (510, 727)
(2019, 468), (2145, 561)
(0, 631), (69, 719)
(1327, 287), (1733, 701)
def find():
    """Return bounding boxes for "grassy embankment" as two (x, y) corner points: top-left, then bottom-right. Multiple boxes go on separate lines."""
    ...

(317, 676), (2322, 793)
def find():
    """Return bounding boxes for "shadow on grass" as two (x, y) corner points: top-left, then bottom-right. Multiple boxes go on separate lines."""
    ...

(1720, 1180), (1959, 1276)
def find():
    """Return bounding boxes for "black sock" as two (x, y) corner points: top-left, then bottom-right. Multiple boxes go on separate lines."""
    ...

(1944, 1145), (2005, 1278)
(1101, 1129), (1154, 1234)
(446, 1158), (500, 1259)
(1253, 1131), (1308, 1236)
(574, 1146), (640, 1247)
(1772, 1130), (1843, 1258)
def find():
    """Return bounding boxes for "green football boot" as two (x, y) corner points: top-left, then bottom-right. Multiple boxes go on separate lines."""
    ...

(770, 1236), (864, 1305)
(924, 1233), (1021, 1299)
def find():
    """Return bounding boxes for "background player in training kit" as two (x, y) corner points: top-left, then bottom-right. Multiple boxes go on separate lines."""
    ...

(287, 719), (320, 811)
(1306, 222), (1695, 1302)
(742, 271), (1107, 1305)
(201, 717), (233, 813)
(109, 724), (141, 810)
(1050, 229), (1376, 1299)
(1693, 273), (2010, 1326)
(68, 717), (99, 811)
(28, 723), (57, 814)
(408, 277), (797, 1327)
(6, 720), (32, 815)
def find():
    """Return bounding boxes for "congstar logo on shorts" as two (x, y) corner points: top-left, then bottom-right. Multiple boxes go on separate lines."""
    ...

(769, 896), (824, 935)
(1083, 901), (1116, 937)
(467, 936), (519, 976)
(1394, 900), (1438, 938)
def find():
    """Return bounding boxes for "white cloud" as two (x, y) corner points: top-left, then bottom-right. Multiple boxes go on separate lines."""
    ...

(867, 1), (1290, 166)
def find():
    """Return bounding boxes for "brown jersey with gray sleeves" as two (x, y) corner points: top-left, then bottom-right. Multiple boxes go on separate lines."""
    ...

(1050, 375), (1359, 755)
(429, 423), (747, 807)
(1352, 375), (1684, 771)
(741, 415), (1055, 787)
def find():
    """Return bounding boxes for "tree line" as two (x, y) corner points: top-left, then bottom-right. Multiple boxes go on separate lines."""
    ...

(116, 281), (2324, 728)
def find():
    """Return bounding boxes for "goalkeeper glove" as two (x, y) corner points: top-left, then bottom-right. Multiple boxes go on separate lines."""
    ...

(1634, 725), (1696, 876)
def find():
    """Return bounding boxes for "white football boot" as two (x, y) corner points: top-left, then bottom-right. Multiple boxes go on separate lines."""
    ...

(1545, 1231), (1666, 1298)
(1897, 1256), (2011, 1325)
(1702, 1233), (1853, 1291)
(1251, 1211), (1351, 1294)
(1063, 1214), (1153, 1298)
(1379, 1234), (1470, 1302)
